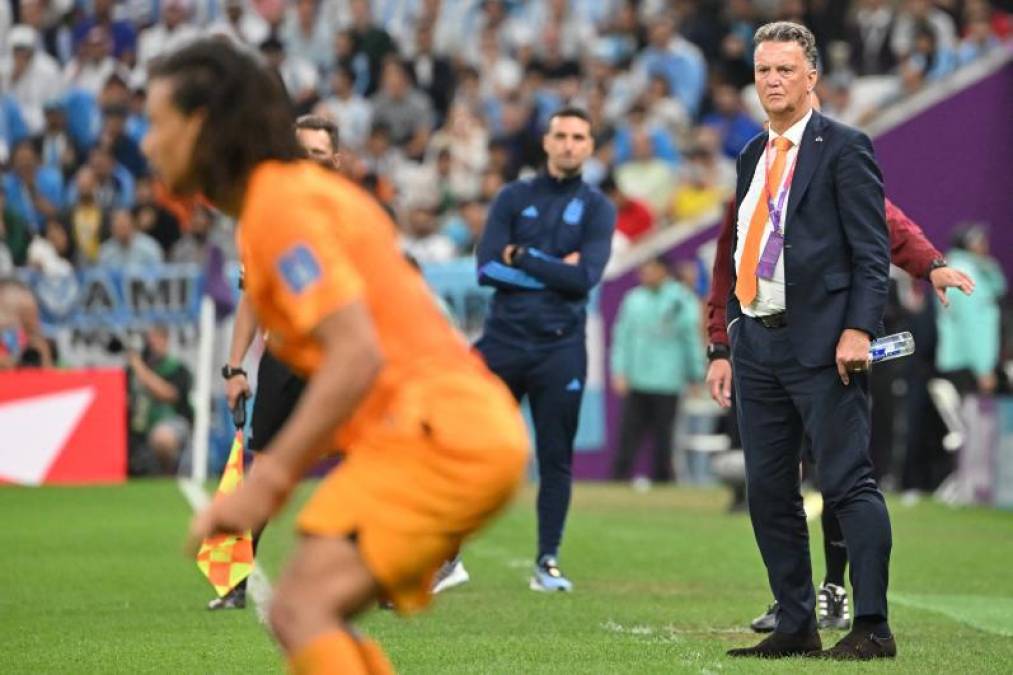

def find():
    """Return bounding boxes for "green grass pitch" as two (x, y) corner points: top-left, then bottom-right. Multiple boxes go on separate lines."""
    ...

(2, 481), (1011, 673)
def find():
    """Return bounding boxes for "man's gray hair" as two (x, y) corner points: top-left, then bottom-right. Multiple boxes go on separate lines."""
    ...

(753, 21), (819, 69)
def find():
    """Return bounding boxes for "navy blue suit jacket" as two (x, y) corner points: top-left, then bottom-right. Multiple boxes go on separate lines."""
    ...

(727, 110), (890, 367)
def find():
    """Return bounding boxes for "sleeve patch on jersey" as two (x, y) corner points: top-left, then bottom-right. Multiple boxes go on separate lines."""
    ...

(278, 244), (322, 294)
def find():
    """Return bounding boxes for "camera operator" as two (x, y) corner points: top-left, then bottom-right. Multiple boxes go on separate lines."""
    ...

(124, 325), (193, 476)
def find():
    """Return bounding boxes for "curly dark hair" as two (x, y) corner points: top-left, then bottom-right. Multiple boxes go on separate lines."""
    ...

(148, 39), (302, 204)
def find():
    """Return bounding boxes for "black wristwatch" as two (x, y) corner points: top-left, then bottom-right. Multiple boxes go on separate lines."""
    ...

(221, 365), (247, 380)
(707, 343), (731, 362)
(928, 257), (948, 274)
(508, 245), (527, 266)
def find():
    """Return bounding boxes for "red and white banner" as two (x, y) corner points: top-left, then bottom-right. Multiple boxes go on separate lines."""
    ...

(0, 369), (127, 485)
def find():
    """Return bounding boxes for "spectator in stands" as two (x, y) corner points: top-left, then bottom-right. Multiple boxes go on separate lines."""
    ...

(426, 103), (489, 203)
(615, 128), (675, 218)
(474, 24), (524, 101)
(99, 104), (147, 178)
(3, 139), (64, 232)
(641, 72), (690, 141)
(634, 12), (707, 117)
(169, 203), (226, 265)
(610, 256), (704, 483)
(136, 0), (201, 72)
(936, 224), (1007, 397)
(442, 198), (488, 256)
(670, 140), (733, 224)
(530, 0), (596, 61)
(98, 207), (163, 267)
(72, 0), (137, 65)
(79, 144), (135, 210)
(260, 36), (319, 114)
(127, 324), (194, 475)
(132, 177), (181, 255)
(206, 0), (269, 47)
(348, 0), (397, 96)
(359, 122), (404, 189)
(330, 28), (371, 95)
(280, 0), (333, 73)
(0, 278), (53, 369)
(26, 216), (75, 277)
(892, 0), (958, 60)
(67, 166), (106, 265)
(0, 192), (31, 270)
(908, 20), (958, 81)
(313, 65), (372, 151)
(63, 27), (123, 96)
(958, 9), (1001, 65)
(849, 0), (899, 76)
(600, 173), (654, 245)
(39, 101), (80, 181)
(371, 58), (435, 157)
(817, 73), (862, 126)
(480, 166), (506, 202)
(2, 25), (64, 136)
(716, 0), (758, 88)
(701, 81), (764, 159)
(19, 0), (74, 66)
(98, 71), (131, 113)
(400, 197), (456, 264)
(125, 77), (149, 144)
(612, 103), (680, 167)
(408, 20), (456, 124)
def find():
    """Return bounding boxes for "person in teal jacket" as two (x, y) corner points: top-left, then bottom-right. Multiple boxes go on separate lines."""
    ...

(610, 257), (705, 481)
(936, 224), (1007, 395)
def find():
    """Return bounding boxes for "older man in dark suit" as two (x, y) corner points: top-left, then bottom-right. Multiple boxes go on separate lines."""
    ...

(724, 22), (896, 660)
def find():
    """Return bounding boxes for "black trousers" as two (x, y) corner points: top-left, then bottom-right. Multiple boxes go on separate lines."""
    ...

(249, 349), (306, 451)
(731, 317), (892, 634)
(612, 391), (679, 482)
(476, 333), (586, 561)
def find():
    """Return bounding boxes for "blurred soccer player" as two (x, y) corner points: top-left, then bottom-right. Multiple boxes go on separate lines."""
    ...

(145, 41), (528, 673)
(209, 114), (341, 611)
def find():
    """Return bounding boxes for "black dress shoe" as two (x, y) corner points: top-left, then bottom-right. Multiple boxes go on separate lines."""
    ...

(821, 628), (897, 660)
(727, 629), (822, 658)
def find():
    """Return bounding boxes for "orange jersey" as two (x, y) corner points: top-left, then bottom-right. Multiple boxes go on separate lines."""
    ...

(236, 161), (493, 450)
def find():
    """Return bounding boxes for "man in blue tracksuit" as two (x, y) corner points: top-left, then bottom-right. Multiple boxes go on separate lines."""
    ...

(475, 107), (616, 592)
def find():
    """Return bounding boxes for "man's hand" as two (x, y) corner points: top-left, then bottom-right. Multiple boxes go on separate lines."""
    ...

(929, 267), (975, 307)
(836, 328), (871, 386)
(502, 244), (518, 264)
(706, 358), (733, 408)
(612, 374), (628, 396)
(184, 456), (293, 557)
(563, 252), (581, 264)
(978, 372), (997, 395)
(225, 373), (252, 409)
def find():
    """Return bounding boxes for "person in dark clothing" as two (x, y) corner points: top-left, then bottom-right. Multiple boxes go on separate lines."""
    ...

(475, 107), (616, 592)
(705, 190), (973, 635)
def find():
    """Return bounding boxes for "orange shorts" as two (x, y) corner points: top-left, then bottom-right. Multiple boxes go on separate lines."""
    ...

(297, 373), (529, 613)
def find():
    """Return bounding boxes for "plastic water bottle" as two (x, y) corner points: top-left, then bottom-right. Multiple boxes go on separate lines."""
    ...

(869, 331), (915, 364)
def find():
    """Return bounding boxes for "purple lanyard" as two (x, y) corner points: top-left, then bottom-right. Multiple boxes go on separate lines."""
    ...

(764, 138), (799, 236)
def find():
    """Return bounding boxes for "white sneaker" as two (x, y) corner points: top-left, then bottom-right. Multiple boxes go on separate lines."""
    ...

(432, 558), (470, 594)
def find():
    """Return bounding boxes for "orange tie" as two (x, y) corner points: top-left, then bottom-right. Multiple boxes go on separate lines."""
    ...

(735, 136), (794, 306)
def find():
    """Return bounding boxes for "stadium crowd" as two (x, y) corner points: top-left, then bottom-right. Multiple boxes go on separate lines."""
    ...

(0, 0), (1010, 484)
(1, 0), (1010, 272)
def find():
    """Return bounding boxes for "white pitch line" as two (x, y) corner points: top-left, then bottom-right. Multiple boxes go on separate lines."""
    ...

(177, 478), (274, 624)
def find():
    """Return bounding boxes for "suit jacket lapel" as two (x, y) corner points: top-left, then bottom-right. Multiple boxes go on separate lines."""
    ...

(736, 135), (766, 208)
(784, 110), (826, 227)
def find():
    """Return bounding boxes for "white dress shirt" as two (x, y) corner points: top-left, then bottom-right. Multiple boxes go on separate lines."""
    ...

(734, 107), (812, 317)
